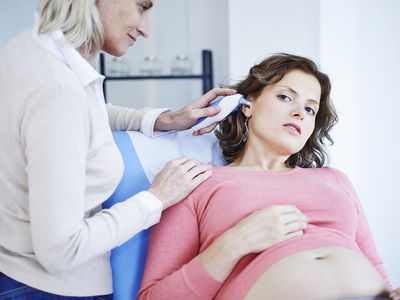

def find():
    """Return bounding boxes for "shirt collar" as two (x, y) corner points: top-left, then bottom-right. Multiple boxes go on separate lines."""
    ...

(32, 13), (103, 87)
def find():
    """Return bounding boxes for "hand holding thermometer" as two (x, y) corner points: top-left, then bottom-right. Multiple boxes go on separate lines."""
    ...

(191, 94), (251, 131)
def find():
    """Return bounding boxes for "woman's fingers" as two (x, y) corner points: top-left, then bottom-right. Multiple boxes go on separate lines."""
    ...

(149, 157), (212, 210)
(189, 88), (236, 124)
(192, 123), (217, 136)
(156, 88), (237, 132)
(188, 88), (237, 132)
(280, 210), (308, 225)
(177, 158), (202, 174)
(284, 219), (307, 234)
(186, 163), (212, 180)
(271, 204), (301, 215)
(280, 211), (302, 224)
(283, 229), (304, 240)
(196, 88), (236, 107)
(191, 168), (213, 186)
(164, 156), (190, 169)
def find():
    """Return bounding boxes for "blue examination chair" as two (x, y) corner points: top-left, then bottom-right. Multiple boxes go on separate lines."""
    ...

(103, 130), (222, 300)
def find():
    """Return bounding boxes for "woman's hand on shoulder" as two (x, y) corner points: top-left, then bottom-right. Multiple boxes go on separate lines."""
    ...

(148, 156), (212, 210)
(223, 204), (308, 257)
(154, 88), (236, 134)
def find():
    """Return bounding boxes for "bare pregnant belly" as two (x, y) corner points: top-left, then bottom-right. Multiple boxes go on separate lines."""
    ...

(244, 247), (389, 300)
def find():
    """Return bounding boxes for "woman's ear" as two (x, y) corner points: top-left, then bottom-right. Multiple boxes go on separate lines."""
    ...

(241, 101), (252, 118)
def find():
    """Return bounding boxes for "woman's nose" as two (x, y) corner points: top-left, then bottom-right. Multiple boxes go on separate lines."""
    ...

(291, 109), (304, 120)
(138, 16), (150, 38)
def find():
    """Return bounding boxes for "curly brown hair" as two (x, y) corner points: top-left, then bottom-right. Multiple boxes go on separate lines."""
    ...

(215, 53), (338, 168)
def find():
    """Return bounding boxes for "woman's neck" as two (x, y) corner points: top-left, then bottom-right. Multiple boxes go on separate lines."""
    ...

(229, 144), (292, 172)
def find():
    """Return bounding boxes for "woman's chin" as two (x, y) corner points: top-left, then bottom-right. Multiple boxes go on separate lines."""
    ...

(101, 44), (128, 57)
(278, 145), (303, 157)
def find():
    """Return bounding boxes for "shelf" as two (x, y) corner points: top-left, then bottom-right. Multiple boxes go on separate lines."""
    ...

(99, 50), (213, 101)
(104, 75), (204, 80)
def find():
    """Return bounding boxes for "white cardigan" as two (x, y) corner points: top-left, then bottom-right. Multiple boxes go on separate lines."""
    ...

(0, 26), (166, 296)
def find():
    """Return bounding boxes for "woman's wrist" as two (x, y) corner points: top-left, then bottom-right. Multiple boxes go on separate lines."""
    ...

(154, 111), (175, 131)
(198, 231), (244, 282)
(219, 227), (248, 259)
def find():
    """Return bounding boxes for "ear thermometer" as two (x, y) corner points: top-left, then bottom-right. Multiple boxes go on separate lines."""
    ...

(192, 94), (250, 131)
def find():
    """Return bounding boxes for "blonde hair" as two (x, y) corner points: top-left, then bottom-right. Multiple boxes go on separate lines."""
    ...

(37, 0), (104, 61)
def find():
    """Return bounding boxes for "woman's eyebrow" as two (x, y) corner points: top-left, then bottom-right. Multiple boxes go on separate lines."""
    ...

(307, 99), (320, 106)
(278, 85), (320, 105)
(278, 85), (298, 96)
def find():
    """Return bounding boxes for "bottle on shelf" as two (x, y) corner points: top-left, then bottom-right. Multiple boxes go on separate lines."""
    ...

(139, 55), (163, 76)
(170, 54), (193, 75)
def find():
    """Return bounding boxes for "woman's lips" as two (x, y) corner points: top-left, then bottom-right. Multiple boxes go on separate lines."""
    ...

(283, 123), (301, 135)
(127, 34), (136, 44)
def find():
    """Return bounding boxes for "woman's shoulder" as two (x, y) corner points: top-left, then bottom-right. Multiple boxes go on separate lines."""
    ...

(315, 166), (348, 178)
(196, 165), (232, 188)
(188, 165), (237, 198)
(1, 29), (83, 93)
(210, 164), (235, 176)
(300, 166), (352, 186)
(300, 166), (343, 175)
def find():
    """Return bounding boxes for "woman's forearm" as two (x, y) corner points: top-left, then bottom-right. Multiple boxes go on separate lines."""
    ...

(199, 229), (244, 282)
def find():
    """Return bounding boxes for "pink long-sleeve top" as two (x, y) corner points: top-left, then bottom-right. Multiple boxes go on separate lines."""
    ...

(139, 166), (390, 299)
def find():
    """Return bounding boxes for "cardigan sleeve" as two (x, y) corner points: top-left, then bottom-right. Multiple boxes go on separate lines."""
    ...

(106, 103), (169, 136)
(332, 168), (392, 289)
(138, 191), (223, 300)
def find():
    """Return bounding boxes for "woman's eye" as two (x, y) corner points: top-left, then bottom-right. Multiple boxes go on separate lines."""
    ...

(137, 5), (145, 13)
(278, 95), (292, 102)
(137, 4), (150, 13)
(305, 107), (316, 115)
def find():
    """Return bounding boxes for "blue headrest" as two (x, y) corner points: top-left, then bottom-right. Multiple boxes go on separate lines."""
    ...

(103, 131), (151, 300)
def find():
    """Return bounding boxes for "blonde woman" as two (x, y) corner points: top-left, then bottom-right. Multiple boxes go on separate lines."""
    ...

(0, 0), (235, 298)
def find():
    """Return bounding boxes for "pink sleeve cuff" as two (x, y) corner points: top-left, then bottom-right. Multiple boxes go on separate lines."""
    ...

(181, 256), (223, 298)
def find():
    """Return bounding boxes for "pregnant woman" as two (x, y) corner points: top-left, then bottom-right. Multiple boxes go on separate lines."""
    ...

(138, 53), (396, 300)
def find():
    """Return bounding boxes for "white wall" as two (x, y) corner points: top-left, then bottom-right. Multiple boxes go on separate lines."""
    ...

(228, 0), (320, 81)
(354, 0), (400, 286)
(320, 0), (400, 286)
(229, 0), (400, 286)
(320, 0), (357, 180)
(0, 0), (37, 48)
